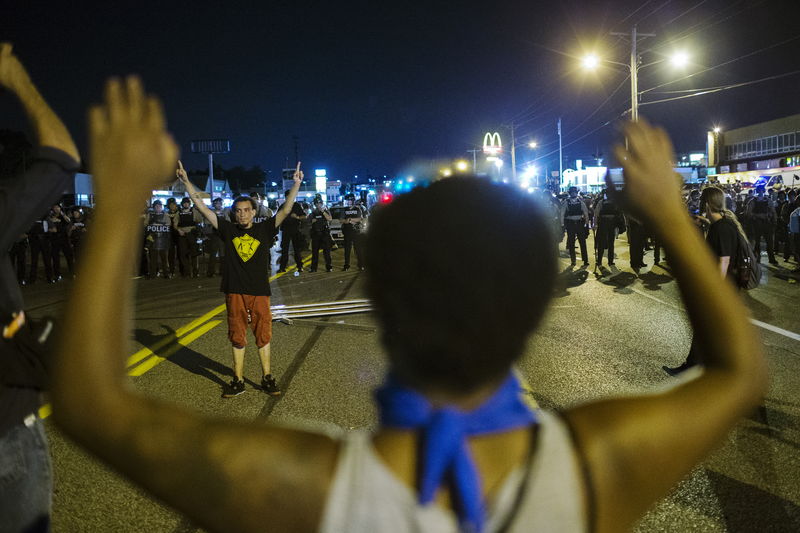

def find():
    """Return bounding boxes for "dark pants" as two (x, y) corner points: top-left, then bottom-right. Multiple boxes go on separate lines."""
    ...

(169, 230), (180, 275)
(750, 218), (775, 262)
(343, 227), (364, 269)
(177, 233), (199, 277)
(205, 234), (224, 276)
(28, 236), (52, 282)
(628, 220), (646, 268)
(564, 219), (588, 264)
(48, 235), (73, 277)
(595, 217), (617, 265)
(279, 230), (304, 271)
(10, 240), (27, 283)
(310, 232), (332, 270)
(148, 247), (169, 277)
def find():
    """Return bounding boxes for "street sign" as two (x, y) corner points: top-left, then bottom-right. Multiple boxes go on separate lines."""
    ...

(190, 139), (231, 154)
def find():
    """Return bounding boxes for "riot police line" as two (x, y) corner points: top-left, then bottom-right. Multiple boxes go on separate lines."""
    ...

(548, 183), (800, 271)
(138, 192), (371, 279)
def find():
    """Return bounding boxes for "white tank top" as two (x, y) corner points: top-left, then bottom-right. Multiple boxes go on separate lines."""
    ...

(319, 410), (588, 532)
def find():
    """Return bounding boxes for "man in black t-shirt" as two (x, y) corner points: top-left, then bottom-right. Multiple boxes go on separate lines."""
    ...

(178, 160), (303, 397)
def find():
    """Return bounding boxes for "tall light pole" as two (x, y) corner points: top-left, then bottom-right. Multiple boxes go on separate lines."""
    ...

(608, 26), (656, 121)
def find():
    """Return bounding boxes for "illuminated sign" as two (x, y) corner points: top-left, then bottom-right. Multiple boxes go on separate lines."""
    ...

(315, 169), (327, 177)
(482, 132), (502, 155)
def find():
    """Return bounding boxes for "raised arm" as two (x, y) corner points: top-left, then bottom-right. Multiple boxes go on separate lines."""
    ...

(176, 161), (217, 229)
(275, 162), (303, 228)
(50, 77), (338, 533)
(563, 119), (768, 533)
(0, 43), (79, 163)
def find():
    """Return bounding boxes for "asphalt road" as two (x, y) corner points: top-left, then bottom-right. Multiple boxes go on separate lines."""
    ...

(20, 235), (800, 532)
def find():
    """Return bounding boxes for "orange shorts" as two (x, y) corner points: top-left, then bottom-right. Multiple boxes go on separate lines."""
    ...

(225, 294), (272, 348)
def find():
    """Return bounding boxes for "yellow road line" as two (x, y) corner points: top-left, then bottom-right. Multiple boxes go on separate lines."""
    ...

(128, 320), (223, 376)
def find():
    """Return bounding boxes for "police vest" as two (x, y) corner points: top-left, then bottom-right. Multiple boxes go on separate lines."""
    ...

(343, 206), (364, 231)
(565, 198), (583, 217)
(311, 210), (329, 233)
(30, 220), (46, 236)
(752, 197), (770, 216)
(599, 200), (617, 216)
(178, 209), (195, 228)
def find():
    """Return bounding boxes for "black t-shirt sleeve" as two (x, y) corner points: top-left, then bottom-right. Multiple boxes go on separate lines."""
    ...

(707, 219), (738, 258)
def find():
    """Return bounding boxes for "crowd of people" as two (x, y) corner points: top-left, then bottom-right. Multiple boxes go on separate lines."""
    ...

(0, 41), (774, 533)
(536, 182), (800, 272)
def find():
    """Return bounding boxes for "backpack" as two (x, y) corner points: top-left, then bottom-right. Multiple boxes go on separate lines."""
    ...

(732, 230), (762, 290)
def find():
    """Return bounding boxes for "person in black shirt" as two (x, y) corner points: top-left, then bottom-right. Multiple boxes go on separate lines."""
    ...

(173, 196), (201, 277)
(309, 198), (333, 272)
(46, 203), (74, 281)
(664, 186), (743, 375)
(593, 190), (624, 268)
(746, 184), (778, 265)
(340, 193), (366, 271)
(178, 160), (303, 397)
(144, 200), (171, 278)
(0, 42), (80, 532)
(277, 190), (307, 273)
(68, 207), (88, 263)
(559, 186), (590, 266)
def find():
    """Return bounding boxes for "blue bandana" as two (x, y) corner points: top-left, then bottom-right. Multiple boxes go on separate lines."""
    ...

(375, 372), (537, 532)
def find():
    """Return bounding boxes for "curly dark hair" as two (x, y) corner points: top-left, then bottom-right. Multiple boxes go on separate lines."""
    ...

(233, 196), (258, 211)
(365, 177), (556, 395)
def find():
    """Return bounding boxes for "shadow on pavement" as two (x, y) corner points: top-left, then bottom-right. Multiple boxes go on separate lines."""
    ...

(706, 470), (800, 531)
(638, 270), (673, 291)
(553, 266), (590, 298)
(596, 269), (637, 292)
(740, 291), (774, 322)
(132, 327), (231, 388)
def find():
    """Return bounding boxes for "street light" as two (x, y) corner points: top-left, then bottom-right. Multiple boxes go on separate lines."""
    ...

(455, 160), (469, 172)
(582, 27), (690, 121)
(528, 141), (538, 149)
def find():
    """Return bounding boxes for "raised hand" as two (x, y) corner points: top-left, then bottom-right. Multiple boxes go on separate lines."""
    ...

(89, 76), (178, 201)
(611, 118), (684, 225)
(293, 161), (303, 185)
(176, 160), (189, 183)
(0, 42), (31, 91)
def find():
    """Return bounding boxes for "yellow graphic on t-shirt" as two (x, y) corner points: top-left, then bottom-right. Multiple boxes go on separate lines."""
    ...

(232, 234), (261, 262)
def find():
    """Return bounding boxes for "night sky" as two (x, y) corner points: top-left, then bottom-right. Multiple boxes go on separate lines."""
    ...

(3, 1), (800, 181)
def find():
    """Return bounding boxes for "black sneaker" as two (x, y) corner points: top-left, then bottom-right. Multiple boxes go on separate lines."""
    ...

(222, 378), (246, 398)
(342, 266), (350, 271)
(261, 374), (281, 396)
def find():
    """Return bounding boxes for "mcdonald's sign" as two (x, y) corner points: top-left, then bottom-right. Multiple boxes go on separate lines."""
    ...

(483, 132), (502, 155)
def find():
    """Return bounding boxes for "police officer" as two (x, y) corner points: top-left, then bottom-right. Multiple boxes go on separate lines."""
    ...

(746, 184), (778, 264)
(593, 189), (624, 268)
(173, 197), (201, 277)
(46, 203), (73, 281)
(165, 198), (180, 277)
(308, 198), (333, 272)
(68, 207), (88, 263)
(560, 186), (590, 266)
(203, 197), (226, 277)
(144, 200), (172, 278)
(277, 190), (307, 273)
(340, 193), (366, 271)
(9, 233), (27, 286)
(26, 214), (52, 283)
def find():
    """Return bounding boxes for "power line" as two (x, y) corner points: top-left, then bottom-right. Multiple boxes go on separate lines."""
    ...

(563, 75), (630, 138)
(633, 0), (674, 27)
(661, 0), (709, 27)
(640, 32), (800, 95)
(640, 68), (800, 107)
(618, 0), (656, 27)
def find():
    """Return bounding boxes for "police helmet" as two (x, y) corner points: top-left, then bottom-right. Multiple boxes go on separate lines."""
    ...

(181, 197), (191, 204)
(568, 186), (579, 194)
(345, 193), (356, 200)
(212, 197), (223, 204)
(152, 199), (163, 206)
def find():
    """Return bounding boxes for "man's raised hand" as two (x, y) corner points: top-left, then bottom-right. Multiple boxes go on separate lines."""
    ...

(0, 43), (32, 92)
(176, 160), (190, 184)
(293, 162), (304, 186)
(89, 76), (177, 201)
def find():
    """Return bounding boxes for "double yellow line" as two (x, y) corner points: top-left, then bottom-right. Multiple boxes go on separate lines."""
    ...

(40, 258), (310, 419)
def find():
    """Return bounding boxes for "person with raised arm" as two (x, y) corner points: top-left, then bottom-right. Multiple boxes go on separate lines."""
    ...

(177, 159), (302, 397)
(0, 42), (80, 532)
(51, 78), (767, 533)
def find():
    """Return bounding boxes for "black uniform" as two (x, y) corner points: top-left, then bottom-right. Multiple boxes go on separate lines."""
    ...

(27, 217), (52, 283)
(145, 212), (172, 277)
(176, 206), (200, 277)
(341, 204), (366, 270)
(9, 234), (27, 284)
(309, 206), (332, 271)
(278, 202), (306, 272)
(46, 209), (73, 279)
(203, 206), (227, 277)
(69, 216), (87, 262)
(595, 197), (623, 266)
(748, 195), (777, 263)
(626, 213), (647, 269)
(561, 197), (589, 265)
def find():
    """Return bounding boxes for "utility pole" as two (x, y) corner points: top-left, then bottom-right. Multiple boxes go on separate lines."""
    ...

(610, 26), (655, 121)
(467, 148), (481, 174)
(510, 122), (517, 183)
(558, 118), (563, 189)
